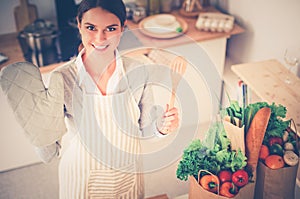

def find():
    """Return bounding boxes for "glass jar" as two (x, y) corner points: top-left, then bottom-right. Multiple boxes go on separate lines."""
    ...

(148, 0), (160, 15)
(160, 0), (173, 13)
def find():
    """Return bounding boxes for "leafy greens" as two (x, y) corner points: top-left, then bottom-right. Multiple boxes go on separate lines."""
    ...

(176, 122), (247, 181)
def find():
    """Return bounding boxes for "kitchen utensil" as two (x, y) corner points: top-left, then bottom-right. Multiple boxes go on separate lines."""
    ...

(169, 56), (187, 108)
(18, 19), (60, 67)
(160, 0), (173, 13)
(184, 0), (201, 12)
(14, 0), (38, 32)
(19, 19), (59, 52)
(0, 53), (8, 64)
(148, 0), (160, 15)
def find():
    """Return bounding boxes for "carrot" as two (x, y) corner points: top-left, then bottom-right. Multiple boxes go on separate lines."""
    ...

(245, 107), (271, 173)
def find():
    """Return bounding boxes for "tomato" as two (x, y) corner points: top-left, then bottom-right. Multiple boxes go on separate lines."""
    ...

(268, 136), (283, 147)
(220, 182), (239, 198)
(265, 155), (285, 169)
(232, 170), (249, 187)
(200, 174), (220, 193)
(218, 170), (232, 183)
(259, 145), (270, 160)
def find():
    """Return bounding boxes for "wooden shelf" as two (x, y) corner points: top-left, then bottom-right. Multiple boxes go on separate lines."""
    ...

(126, 8), (244, 48)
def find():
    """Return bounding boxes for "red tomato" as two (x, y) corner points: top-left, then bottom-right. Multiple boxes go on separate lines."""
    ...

(218, 170), (232, 183)
(259, 145), (270, 160)
(232, 170), (249, 187)
(268, 136), (283, 146)
(220, 182), (239, 198)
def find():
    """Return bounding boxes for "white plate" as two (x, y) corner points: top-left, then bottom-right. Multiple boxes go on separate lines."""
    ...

(143, 18), (181, 34)
(138, 14), (188, 39)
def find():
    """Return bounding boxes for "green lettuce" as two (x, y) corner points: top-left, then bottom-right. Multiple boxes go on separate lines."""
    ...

(176, 122), (247, 181)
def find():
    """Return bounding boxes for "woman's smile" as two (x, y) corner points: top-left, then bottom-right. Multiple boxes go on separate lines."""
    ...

(92, 43), (109, 51)
(77, 7), (124, 56)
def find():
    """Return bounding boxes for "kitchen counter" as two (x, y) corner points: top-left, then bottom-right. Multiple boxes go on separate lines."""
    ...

(126, 8), (244, 48)
(231, 59), (300, 133)
(0, 33), (25, 70)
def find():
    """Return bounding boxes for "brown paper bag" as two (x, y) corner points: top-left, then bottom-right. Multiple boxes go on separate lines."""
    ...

(188, 175), (255, 199)
(254, 161), (299, 199)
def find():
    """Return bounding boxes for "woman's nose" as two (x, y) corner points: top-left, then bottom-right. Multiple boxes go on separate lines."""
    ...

(95, 30), (106, 42)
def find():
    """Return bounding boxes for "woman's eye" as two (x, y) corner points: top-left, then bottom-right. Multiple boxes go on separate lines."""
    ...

(106, 27), (116, 32)
(86, 25), (95, 31)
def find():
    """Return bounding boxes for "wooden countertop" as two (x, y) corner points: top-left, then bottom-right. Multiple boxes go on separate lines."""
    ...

(146, 194), (168, 199)
(231, 59), (300, 133)
(126, 8), (244, 48)
(0, 33), (25, 70)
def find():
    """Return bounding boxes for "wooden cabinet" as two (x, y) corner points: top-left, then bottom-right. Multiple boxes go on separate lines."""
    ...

(125, 11), (243, 123)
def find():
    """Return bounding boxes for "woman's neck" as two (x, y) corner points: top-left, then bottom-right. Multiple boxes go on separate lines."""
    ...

(83, 51), (116, 77)
(82, 51), (117, 95)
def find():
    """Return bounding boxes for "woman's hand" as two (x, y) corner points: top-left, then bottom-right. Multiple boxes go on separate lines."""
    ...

(156, 104), (179, 135)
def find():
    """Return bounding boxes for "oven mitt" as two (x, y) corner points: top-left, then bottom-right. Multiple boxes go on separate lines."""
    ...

(0, 62), (66, 147)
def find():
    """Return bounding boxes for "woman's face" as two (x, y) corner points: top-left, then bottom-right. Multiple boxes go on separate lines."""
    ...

(77, 7), (124, 57)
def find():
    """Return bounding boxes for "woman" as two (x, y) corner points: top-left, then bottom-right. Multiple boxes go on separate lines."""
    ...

(0, 0), (179, 198)
(59, 0), (180, 197)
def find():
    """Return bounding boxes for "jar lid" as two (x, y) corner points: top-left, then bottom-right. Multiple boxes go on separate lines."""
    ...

(23, 19), (56, 37)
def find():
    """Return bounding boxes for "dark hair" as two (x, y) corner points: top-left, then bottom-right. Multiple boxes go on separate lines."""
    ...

(77, 0), (126, 26)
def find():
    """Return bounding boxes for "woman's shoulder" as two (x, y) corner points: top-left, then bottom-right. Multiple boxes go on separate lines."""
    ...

(122, 56), (149, 81)
(52, 59), (78, 80)
(121, 55), (151, 76)
(53, 59), (76, 73)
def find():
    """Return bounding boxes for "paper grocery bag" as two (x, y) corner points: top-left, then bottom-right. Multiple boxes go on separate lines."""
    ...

(188, 176), (255, 199)
(223, 120), (245, 155)
(254, 161), (299, 199)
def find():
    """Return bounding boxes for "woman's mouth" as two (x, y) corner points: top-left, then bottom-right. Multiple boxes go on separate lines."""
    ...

(92, 43), (109, 51)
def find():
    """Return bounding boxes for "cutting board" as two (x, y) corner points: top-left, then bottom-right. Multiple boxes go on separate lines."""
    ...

(14, 0), (38, 31)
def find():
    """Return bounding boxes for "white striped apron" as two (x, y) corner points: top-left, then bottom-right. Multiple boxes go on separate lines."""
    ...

(59, 74), (144, 199)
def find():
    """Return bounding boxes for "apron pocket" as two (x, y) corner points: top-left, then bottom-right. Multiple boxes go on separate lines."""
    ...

(87, 168), (136, 199)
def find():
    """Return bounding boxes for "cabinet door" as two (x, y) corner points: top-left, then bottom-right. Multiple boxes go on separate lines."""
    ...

(0, 90), (40, 172)
(162, 40), (224, 124)
(198, 37), (227, 76)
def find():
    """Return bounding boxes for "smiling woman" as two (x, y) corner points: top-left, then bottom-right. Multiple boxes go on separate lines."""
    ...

(0, 0), (180, 199)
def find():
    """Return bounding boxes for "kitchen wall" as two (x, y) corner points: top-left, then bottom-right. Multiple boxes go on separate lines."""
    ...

(215, 0), (300, 76)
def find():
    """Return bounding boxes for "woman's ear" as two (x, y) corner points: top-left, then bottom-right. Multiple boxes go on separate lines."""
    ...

(77, 17), (81, 31)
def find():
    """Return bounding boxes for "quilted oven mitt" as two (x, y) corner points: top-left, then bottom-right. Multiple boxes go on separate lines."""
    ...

(0, 62), (66, 147)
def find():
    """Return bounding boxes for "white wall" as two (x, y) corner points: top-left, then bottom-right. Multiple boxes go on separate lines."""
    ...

(216, 0), (300, 76)
(0, 0), (57, 35)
